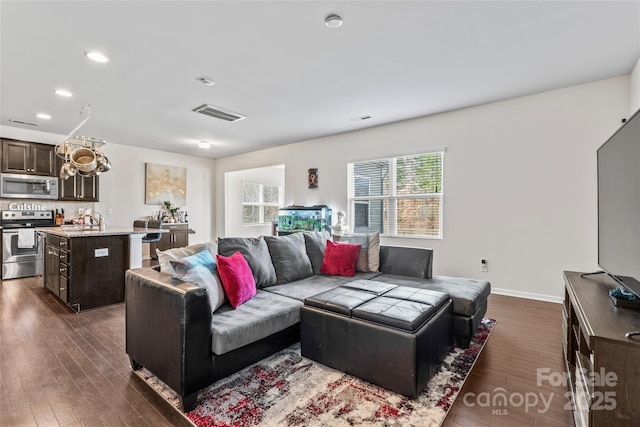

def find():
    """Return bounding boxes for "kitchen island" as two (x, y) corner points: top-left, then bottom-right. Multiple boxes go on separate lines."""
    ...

(36, 226), (149, 312)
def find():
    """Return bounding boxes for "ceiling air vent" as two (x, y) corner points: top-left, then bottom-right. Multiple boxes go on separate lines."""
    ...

(8, 119), (38, 126)
(192, 104), (246, 122)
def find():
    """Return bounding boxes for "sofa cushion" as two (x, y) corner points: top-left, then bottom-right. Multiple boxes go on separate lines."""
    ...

(169, 249), (225, 312)
(216, 252), (257, 309)
(262, 275), (345, 302)
(156, 241), (218, 276)
(373, 274), (491, 317)
(338, 232), (380, 272)
(379, 246), (432, 279)
(303, 231), (331, 275)
(321, 240), (361, 276)
(211, 290), (302, 355)
(217, 236), (277, 288)
(264, 233), (313, 284)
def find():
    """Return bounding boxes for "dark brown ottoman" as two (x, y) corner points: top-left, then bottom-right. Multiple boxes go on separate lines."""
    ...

(300, 280), (453, 398)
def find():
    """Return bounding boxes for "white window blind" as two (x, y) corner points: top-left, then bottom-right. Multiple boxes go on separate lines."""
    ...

(348, 151), (443, 238)
(242, 182), (282, 225)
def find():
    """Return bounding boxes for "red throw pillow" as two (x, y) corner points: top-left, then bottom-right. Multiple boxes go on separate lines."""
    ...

(216, 251), (257, 308)
(321, 240), (361, 276)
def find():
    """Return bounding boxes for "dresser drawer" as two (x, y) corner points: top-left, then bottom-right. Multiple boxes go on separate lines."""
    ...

(162, 223), (188, 231)
(58, 238), (68, 249)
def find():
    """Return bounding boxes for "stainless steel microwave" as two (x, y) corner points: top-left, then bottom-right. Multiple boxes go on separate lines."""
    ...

(0, 173), (59, 199)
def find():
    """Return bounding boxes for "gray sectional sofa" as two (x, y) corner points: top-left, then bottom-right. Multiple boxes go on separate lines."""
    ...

(125, 231), (490, 412)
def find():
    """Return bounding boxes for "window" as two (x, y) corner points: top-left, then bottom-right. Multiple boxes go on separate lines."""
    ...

(242, 182), (282, 225)
(354, 176), (371, 228)
(348, 151), (443, 237)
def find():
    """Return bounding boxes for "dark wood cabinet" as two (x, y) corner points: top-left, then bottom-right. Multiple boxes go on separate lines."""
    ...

(2, 138), (56, 176)
(563, 271), (640, 427)
(151, 223), (190, 254)
(43, 233), (128, 312)
(59, 173), (99, 201)
(44, 234), (67, 303)
(44, 243), (58, 294)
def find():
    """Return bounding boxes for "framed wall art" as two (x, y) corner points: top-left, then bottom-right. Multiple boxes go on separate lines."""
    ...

(145, 163), (187, 205)
(308, 168), (318, 189)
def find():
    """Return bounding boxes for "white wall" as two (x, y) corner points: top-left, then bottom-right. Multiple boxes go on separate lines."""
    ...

(215, 76), (630, 301)
(224, 165), (284, 237)
(0, 126), (216, 246)
(2, 75), (631, 300)
(630, 57), (640, 114)
(95, 142), (215, 245)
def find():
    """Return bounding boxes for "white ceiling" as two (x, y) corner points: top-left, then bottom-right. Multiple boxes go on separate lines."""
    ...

(1, 1), (639, 159)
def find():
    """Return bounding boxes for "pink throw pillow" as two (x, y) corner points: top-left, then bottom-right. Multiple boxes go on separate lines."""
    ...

(216, 251), (257, 308)
(320, 240), (361, 276)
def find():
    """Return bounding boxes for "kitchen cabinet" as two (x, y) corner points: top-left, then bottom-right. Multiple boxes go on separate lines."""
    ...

(44, 234), (68, 303)
(42, 231), (128, 312)
(151, 223), (190, 255)
(2, 138), (57, 176)
(59, 172), (99, 201)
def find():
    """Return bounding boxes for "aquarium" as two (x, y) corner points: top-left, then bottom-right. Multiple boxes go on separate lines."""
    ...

(277, 205), (332, 234)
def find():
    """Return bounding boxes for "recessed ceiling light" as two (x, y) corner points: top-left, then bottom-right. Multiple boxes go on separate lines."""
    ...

(36, 113), (51, 119)
(196, 76), (215, 86)
(85, 51), (109, 63)
(198, 141), (211, 149)
(325, 14), (343, 28)
(54, 89), (73, 97)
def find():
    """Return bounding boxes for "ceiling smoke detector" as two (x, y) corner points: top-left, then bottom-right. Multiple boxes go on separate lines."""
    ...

(192, 104), (246, 122)
(325, 14), (343, 28)
(196, 76), (215, 86)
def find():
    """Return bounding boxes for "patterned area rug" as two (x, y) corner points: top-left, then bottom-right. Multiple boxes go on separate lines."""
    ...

(137, 318), (496, 427)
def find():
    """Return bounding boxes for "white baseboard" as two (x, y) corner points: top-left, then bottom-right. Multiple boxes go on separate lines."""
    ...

(491, 287), (563, 304)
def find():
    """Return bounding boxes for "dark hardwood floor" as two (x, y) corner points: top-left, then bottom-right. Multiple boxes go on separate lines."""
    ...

(1, 275), (574, 426)
(0, 275), (190, 427)
(444, 295), (574, 427)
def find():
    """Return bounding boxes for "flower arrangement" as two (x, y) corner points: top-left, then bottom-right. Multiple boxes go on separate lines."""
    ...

(163, 200), (180, 217)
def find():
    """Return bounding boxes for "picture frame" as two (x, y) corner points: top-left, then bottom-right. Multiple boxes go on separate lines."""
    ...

(308, 168), (318, 189)
(145, 163), (187, 205)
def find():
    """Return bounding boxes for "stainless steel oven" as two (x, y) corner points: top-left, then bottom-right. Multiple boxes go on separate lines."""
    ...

(0, 173), (59, 199)
(1, 210), (55, 279)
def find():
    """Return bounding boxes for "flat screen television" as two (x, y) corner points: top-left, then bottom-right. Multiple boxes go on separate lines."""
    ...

(598, 108), (640, 297)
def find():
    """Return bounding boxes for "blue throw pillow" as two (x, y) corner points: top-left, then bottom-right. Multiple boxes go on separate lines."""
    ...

(170, 249), (226, 312)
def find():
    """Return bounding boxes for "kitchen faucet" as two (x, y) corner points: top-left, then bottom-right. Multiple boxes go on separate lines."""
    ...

(82, 213), (105, 231)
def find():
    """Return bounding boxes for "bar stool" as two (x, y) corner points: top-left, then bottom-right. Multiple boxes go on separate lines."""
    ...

(133, 220), (162, 244)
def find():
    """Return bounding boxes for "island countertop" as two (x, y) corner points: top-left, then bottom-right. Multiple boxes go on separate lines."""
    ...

(36, 226), (151, 238)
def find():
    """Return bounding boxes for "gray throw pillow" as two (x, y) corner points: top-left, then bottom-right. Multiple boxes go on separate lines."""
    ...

(303, 230), (331, 275)
(264, 233), (313, 284)
(217, 236), (277, 288)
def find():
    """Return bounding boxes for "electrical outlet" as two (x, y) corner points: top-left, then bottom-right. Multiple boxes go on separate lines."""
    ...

(95, 248), (109, 257)
(481, 259), (488, 272)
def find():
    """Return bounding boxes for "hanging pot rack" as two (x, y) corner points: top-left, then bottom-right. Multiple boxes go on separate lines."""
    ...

(56, 104), (112, 179)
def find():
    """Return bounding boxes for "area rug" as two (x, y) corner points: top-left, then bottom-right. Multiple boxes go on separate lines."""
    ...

(137, 318), (496, 427)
